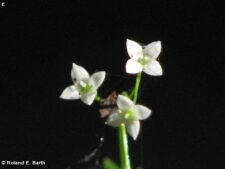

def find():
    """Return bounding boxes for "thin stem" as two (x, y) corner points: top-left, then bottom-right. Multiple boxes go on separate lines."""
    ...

(133, 73), (142, 104)
(129, 88), (135, 99)
(119, 124), (131, 169)
(118, 73), (142, 169)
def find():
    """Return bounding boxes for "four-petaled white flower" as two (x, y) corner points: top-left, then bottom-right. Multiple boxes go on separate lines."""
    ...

(106, 95), (152, 140)
(60, 63), (106, 105)
(126, 39), (163, 76)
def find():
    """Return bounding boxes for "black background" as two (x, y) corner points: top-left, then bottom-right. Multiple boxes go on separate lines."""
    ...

(1, 1), (224, 169)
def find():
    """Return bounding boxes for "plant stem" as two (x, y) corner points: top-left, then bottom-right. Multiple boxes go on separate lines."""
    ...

(119, 124), (131, 169)
(129, 88), (135, 99)
(133, 73), (142, 104)
(118, 73), (142, 169)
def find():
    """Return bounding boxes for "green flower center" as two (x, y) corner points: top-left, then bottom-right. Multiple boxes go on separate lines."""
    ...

(138, 55), (150, 66)
(123, 108), (136, 121)
(78, 80), (93, 95)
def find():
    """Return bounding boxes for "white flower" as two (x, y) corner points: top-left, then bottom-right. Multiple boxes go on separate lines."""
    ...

(60, 63), (106, 105)
(106, 95), (152, 140)
(126, 39), (163, 76)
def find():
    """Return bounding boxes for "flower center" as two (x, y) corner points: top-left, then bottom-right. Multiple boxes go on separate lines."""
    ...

(78, 80), (93, 95)
(138, 55), (150, 66)
(123, 108), (136, 121)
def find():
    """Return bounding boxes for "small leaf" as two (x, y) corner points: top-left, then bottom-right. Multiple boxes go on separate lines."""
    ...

(103, 158), (120, 169)
(121, 91), (129, 97)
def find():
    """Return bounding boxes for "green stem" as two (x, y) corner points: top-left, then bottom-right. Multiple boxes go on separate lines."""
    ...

(129, 88), (135, 99)
(118, 73), (142, 169)
(133, 73), (142, 104)
(119, 124), (131, 169)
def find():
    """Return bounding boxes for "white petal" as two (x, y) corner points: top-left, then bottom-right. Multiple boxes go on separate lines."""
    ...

(134, 105), (152, 120)
(143, 60), (163, 76)
(89, 71), (106, 89)
(126, 121), (140, 140)
(60, 85), (80, 100)
(143, 41), (161, 59)
(126, 39), (143, 58)
(81, 91), (97, 105)
(126, 58), (143, 74)
(105, 110), (124, 127)
(117, 95), (134, 110)
(71, 63), (90, 81)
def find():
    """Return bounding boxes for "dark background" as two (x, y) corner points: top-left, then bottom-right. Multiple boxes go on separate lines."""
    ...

(1, 1), (224, 169)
